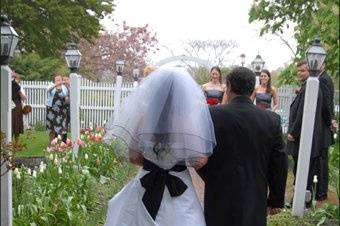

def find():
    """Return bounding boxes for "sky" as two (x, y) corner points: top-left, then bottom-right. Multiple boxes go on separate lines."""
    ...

(101, 0), (297, 70)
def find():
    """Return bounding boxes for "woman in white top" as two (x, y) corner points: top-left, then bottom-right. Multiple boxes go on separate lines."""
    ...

(46, 74), (68, 143)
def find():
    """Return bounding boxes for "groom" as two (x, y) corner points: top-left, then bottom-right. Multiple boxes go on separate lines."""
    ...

(199, 67), (288, 226)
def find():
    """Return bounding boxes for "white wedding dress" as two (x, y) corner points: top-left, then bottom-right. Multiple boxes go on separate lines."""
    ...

(103, 166), (205, 226)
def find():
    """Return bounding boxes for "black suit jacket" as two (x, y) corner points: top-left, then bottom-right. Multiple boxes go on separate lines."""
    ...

(199, 96), (287, 226)
(286, 81), (324, 158)
(319, 70), (334, 147)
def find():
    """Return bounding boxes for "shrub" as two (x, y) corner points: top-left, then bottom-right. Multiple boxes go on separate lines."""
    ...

(34, 121), (46, 131)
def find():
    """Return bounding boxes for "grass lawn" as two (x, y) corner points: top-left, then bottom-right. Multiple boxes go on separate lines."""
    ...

(17, 130), (49, 157)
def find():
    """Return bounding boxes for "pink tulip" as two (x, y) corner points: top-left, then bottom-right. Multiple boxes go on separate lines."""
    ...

(77, 138), (85, 147)
(66, 138), (72, 147)
(51, 138), (58, 146)
(60, 142), (67, 149)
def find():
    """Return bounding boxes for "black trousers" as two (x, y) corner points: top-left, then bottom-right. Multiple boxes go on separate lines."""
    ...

(316, 150), (329, 199)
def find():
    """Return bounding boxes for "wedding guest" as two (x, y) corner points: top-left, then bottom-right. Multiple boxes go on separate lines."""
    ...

(316, 62), (336, 201)
(202, 66), (226, 105)
(286, 60), (324, 207)
(199, 67), (287, 226)
(12, 72), (27, 144)
(46, 74), (68, 143)
(252, 69), (278, 111)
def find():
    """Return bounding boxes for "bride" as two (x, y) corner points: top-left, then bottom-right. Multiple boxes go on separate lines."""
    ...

(104, 67), (216, 226)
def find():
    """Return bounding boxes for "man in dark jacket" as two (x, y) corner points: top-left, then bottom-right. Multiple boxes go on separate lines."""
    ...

(199, 67), (288, 226)
(286, 60), (324, 204)
(317, 62), (335, 200)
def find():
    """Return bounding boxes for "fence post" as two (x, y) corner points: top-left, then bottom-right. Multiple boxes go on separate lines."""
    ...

(70, 73), (81, 159)
(113, 76), (122, 120)
(292, 77), (319, 216)
(1, 65), (13, 226)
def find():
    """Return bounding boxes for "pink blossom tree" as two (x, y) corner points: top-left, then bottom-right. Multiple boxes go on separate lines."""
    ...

(79, 22), (158, 81)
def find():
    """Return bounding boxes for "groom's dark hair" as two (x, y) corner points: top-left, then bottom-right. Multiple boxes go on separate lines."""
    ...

(226, 67), (255, 96)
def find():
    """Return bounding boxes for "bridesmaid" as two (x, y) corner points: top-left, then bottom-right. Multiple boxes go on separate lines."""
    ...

(202, 66), (226, 105)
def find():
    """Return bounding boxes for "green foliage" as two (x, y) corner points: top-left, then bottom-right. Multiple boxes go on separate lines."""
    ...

(249, 0), (339, 80)
(10, 53), (67, 81)
(17, 131), (47, 157)
(329, 142), (340, 198)
(267, 208), (339, 226)
(277, 63), (299, 86)
(2, 0), (115, 58)
(33, 121), (46, 132)
(192, 66), (210, 85)
(13, 139), (137, 225)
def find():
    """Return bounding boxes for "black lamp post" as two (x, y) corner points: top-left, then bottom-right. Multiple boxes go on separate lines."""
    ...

(115, 60), (124, 76)
(65, 43), (82, 73)
(251, 54), (265, 76)
(305, 37), (326, 77)
(1, 15), (19, 65)
(240, 53), (246, 67)
(133, 68), (140, 81)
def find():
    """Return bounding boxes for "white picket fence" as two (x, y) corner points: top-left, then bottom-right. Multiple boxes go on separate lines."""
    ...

(22, 78), (299, 132)
(22, 78), (135, 129)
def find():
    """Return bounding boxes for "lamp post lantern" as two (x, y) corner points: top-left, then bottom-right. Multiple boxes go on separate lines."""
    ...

(292, 37), (327, 216)
(251, 54), (265, 76)
(64, 43), (81, 159)
(65, 43), (82, 73)
(115, 60), (125, 77)
(306, 37), (326, 77)
(251, 54), (265, 86)
(240, 53), (246, 67)
(1, 15), (19, 65)
(133, 68), (140, 81)
(132, 68), (140, 88)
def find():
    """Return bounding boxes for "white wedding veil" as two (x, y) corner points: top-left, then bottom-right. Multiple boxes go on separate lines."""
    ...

(105, 67), (216, 168)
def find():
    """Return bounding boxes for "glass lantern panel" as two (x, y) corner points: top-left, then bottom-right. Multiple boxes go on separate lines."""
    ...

(307, 53), (326, 71)
(9, 35), (19, 57)
(1, 35), (11, 56)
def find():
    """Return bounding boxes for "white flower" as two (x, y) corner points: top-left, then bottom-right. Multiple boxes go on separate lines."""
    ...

(27, 168), (32, 175)
(48, 154), (54, 161)
(16, 172), (21, 179)
(82, 169), (89, 175)
(13, 168), (19, 175)
(53, 158), (59, 165)
(57, 135), (62, 140)
(58, 167), (62, 175)
(39, 162), (46, 173)
(313, 175), (318, 183)
(84, 153), (89, 160)
(334, 133), (338, 139)
(32, 170), (37, 178)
